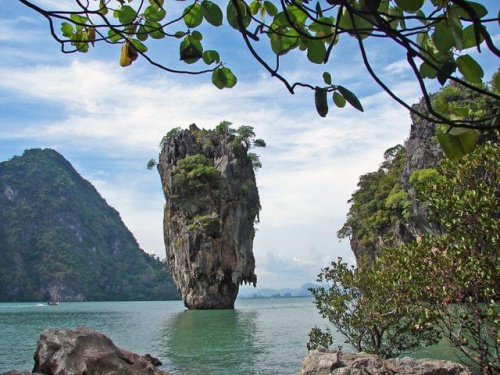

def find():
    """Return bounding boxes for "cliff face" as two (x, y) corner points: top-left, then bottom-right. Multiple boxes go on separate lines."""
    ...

(343, 82), (498, 265)
(0, 148), (179, 302)
(158, 124), (260, 309)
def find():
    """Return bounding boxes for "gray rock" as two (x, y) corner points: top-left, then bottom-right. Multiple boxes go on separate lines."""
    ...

(1, 371), (33, 375)
(32, 326), (169, 375)
(158, 125), (259, 309)
(298, 349), (471, 375)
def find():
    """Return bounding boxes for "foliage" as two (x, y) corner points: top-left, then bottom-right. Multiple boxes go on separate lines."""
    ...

(307, 326), (333, 351)
(337, 143), (408, 264)
(309, 257), (440, 358)
(20, 0), (500, 129)
(0, 148), (179, 302)
(378, 141), (500, 373)
(172, 154), (220, 195)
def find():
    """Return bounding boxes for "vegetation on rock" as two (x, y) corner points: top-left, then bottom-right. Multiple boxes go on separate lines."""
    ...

(0, 148), (179, 302)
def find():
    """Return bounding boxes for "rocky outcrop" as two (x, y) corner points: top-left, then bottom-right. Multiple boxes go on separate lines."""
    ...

(299, 348), (471, 375)
(32, 327), (168, 375)
(157, 124), (260, 309)
(399, 102), (444, 239)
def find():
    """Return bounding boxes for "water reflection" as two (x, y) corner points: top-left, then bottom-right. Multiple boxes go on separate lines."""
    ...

(161, 309), (263, 374)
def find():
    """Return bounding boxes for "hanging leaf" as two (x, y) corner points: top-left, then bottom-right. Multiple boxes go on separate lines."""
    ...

(202, 1), (223, 26)
(447, 6), (463, 50)
(307, 39), (326, 64)
(395, 0), (424, 13)
(264, 1), (278, 16)
(337, 86), (364, 112)
(323, 72), (332, 85)
(437, 60), (457, 86)
(202, 50), (220, 65)
(183, 3), (203, 28)
(227, 0), (251, 30)
(432, 20), (454, 52)
(212, 67), (237, 89)
(436, 127), (478, 161)
(315, 87), (329, 117)
(333, 92), (346, 108)
(119, 5), (137, 25)
(457, 54), (484, 84)
(179, 36), (203, 63)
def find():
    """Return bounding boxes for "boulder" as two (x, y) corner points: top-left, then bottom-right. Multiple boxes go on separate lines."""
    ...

(32, 327), (169, 375)
(299, 348), (471, 375)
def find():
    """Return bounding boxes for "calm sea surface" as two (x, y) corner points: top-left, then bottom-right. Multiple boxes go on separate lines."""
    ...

(0, 298), (461, 374)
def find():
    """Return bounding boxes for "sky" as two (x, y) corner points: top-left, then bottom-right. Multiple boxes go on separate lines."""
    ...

(1, 0), (499, 290)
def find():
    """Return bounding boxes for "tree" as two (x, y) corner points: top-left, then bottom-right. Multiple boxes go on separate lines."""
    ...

(309, 257), (440, 358)
(377, 141), (500, 373)
(19, 0), (500, 133)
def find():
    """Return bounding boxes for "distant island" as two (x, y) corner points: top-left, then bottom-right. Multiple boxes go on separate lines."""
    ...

(0, 148), (179, 302)
(238, 283), (317, 299)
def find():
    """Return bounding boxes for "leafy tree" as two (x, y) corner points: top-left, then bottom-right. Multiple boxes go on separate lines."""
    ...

(19, 0), (499, 132)
(378, 141), (500, 374)
(309, 257), (440, 358)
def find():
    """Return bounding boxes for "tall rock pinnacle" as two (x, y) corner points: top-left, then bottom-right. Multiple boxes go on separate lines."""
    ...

(157, 124), (261, 309)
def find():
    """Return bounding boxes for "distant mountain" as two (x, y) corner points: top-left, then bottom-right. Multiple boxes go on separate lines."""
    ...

(238, 283), (317, 299)
(0, 149), (179, 302)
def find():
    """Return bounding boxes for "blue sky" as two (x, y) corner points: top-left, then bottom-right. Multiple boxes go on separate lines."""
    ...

(1, 0), (499, 289)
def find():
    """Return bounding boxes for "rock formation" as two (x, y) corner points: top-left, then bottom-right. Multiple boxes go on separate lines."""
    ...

(299, 348), (471, 375)
(157, 124), (260, 309)
(0, 149), (179, 302)
(31, 327), (168, 375)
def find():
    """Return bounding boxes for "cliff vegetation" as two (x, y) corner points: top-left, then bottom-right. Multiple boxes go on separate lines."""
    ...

(0, 148), (179, 302)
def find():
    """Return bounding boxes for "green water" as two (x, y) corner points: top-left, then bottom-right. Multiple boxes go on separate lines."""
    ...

(0, 298), (462, 374)
(0, 298), (337, 374)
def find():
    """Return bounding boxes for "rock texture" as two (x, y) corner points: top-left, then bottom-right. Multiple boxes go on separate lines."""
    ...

(158, 125), (260, 309)
(32, 327), (169, 375)
(299, 348), (471, 375)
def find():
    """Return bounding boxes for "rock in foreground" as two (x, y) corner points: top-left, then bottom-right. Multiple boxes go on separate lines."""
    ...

(299, 348), (471, 375)
(158, 124), (260, 309)
(32, 327), (169, 375)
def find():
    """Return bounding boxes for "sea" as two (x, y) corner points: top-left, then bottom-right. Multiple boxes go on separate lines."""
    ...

(0, 298), (461, 374)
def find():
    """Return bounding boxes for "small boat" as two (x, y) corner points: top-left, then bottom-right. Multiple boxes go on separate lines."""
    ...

(47, 300), (60, 306)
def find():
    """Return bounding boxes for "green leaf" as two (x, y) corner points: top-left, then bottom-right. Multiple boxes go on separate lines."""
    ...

(315, 87), (328, 117)
(307, 39), (326, 64)
(137, 25), (149, 41)
(130, 38), (148, 53)
(179, 36), (203, 63)
(227, 0), (251, 30)
(437, 60), (457, 86)
(461, 25), (484, 49)
(436, 128), (478, 161)
(191, 30), (203, 41)
(119, 5), (137, 25)
(212, 68), (227, 89)
(394, 0), (424, 13)
(337, 86), (364, 112)
(174, 31), (187, 38)
(457, 54), (484, 84)
(183, 3), (203, 28)
(323, 72), (332, 85)
(432, 20), (454, 52)
(144, 5), (167, 22)
(212, 67), (237, 89)
(420, 62), (438, 79)
(333, 92), (346, 108)
(452, 2), (488, 19)
(61, 22), (74, 38)
(249, 0), (261, 15)
(264, 1), (278, 16)
(202, 1), (223, 26)
(144, 20), (165, 39)
(447, 7), (463, 50)
(202, 50), (220, 65)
